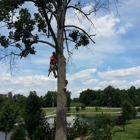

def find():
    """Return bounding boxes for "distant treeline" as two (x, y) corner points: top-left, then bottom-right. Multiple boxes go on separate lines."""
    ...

(74, 85), (140, 107)
(0, 85), (140, 108)
(0, 90), (71, 108)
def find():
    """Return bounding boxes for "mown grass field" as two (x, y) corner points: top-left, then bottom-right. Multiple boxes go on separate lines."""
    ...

(113, 118), (140, 140)
(42, 107), (121, 115)
(68, 107), (121, 114)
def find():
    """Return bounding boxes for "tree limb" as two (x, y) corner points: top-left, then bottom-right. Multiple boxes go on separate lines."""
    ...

(37, 40), (55, 48)
(65, 25), (95, 44)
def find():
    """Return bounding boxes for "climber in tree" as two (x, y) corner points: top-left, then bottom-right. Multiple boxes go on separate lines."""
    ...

(48, 52), (58, 78)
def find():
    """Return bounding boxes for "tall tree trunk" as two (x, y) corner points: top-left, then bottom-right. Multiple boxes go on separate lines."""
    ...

(55, 1), (67, 139)
(55, 54), (67, 140)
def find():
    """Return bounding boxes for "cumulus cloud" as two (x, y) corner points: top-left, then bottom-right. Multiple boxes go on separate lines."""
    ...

(98, 66), (140, 80)
(83, 78), (98, 85)
(93, 13), (120, 37)
(0, 72), (57, 96)
(116, 23), (133, 34)
(68, 68), (96, 82)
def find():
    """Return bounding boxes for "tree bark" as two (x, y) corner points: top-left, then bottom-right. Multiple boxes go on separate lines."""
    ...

(55, 54), (67, 140)
(55, 2), (67, 139)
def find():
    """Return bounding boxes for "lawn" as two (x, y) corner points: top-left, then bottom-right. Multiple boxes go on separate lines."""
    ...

(68, 107), (121, 114)
(43, 107), (121, 115)
(42, 108), (56, 114)
(113, 118), (140, 140)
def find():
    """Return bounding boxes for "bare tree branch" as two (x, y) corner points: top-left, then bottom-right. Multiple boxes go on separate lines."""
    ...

(37, 40), (55, 48)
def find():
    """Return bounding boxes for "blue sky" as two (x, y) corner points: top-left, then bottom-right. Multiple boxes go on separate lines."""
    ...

(0, 0), (140, 98)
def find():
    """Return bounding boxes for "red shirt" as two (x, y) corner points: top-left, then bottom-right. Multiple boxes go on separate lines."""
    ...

(50, 55), (57, 64)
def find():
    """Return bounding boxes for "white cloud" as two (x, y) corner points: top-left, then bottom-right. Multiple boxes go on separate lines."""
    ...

(68, 68), (96, 81)
(92, 13), (120, 38)
(98, 66), (140, 80)
(117, 23), (133, 34)
(23, 69), (32, 73)
(83, 78), (98, 85)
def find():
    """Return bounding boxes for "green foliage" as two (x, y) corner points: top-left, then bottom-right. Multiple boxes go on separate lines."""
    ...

(67, 118), (89, 140)
(79, 86), (140, 107)
(75, 106), (80, 112)
(95, 106), (100, 112)
(121, 100), (137, 120)
(87, 125), (113, 140)
(10, 126), (26, 140)
(67, 106), (71, 112)
(24, 91), (48, 140)
(87, 113), (115, 140)
(94, 113), (115, 129)
(116, 114), (127, 131)
(0, 100), (17, 140)
(67, 90), (71, 108)
(69, 30), (90, 49)
(81, 103), (86, 110)
(43, 91), (57, 107)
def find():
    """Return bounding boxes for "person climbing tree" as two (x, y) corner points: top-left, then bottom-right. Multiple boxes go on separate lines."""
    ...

(48, 52), (58, 78)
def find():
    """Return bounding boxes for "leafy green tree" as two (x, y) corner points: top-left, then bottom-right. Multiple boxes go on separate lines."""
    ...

(88, 113), (115, 140)
(14, 94), (27, 119)
(67, 118), (89, 140)
(121, 100), (137, 121)
(94, 113), (115, 129)
(88, 125), (113, 140)
(43, 91), (56, 107)
(24, 91), (47, 140)
(67, 106), (71, 112)
(0, 94), (7, 108)
(75, 106), (80, 112)
(67, 90), (71, 108)
(79, 89), (97, 106)
(0, 0), (122, 139)
(95, 106), (100, 112)
(0, 100), (17, 140)
(81, 103), (86, 110)
(116, 114), (127, 131)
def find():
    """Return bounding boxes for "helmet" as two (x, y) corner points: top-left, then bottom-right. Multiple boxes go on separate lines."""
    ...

(52, 52), (55, 55)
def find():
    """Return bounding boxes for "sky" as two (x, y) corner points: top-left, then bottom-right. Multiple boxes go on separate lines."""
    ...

(0, 0), (140, 98)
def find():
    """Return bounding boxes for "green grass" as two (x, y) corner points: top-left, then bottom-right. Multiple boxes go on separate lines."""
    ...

(42, 107), (121, 115)
(113, 118), (140, 140)
(42, 108), (56, 114)
(70, 102), (82, 107)
(68, 107), (121, 114)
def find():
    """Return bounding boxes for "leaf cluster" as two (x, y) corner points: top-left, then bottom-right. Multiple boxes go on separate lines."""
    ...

(69, 30), (90, 49)
(67, 118), (89, 140)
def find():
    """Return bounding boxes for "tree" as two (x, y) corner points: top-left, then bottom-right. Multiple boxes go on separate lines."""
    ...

(24, 91), (47, 140)
(116, 114), (127, 131)
(66, 90), (71, 108)
(75, 106), (80, 112)
(121, 100), (137, 121)
(81, 103), (86, 110)
(0, 0), (122, 139)
(0, 100), (17, 140)
(89, 113), (115, 140)
(43, 91), (57, 107)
